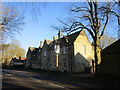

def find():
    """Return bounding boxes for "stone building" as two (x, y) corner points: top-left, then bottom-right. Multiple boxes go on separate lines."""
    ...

(47, 29), (94, 72)
(48, 37), (59, 71)
(25, 47), (39, 69)
(41, 40), (52, 70)
(37, 41), (44, 69)
(26, 29), (94, 73)
(9, 57), (26, 68)
(69, 30), (94, 72)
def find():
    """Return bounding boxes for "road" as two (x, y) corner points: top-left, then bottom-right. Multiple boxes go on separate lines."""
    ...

(2, 69), (120, 89)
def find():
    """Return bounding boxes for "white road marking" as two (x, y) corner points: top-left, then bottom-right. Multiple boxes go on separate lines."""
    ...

(48, 82), (71, 90)
(37, 79), (42, 82)
(31, 77), (71, 90)
(48, 82), (65, 88)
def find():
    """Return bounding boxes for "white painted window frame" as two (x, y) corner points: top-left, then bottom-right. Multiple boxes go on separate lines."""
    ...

(82, 45), (86, 54)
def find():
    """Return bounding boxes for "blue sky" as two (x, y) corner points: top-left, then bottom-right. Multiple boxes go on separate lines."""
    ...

(3, 2), (118, 53)
(4, 2), (72, 52)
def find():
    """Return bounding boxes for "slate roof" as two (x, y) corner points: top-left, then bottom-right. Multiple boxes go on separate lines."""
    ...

(12, 58), (26, 62)
(102, 39), (120, 55)
(27, 29), (84, 52)
(48, 30), (83, 51)
(42, 40), (52, 51)
(31, 48), (39, 55)
(58, 30), (82, 46)
(46, 40), (52, 45)
(67, 30), (82, 44)
(48, 41), (56, 51)
(27, 47), (39, 55)
(29, 47), (35, 51)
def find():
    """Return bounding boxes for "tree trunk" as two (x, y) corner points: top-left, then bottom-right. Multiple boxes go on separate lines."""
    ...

(94, 36), (101, 75)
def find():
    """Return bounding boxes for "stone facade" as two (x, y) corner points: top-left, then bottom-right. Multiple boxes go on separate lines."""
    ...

(26, 47), (40, 69)
(41, 40), (52, 70)
(48, 41), (57, 71)
(73, 30), (94, 72)
(26, 29), (94, 73)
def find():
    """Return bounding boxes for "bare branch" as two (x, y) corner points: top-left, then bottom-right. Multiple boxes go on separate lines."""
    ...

(1, 6), (24, 39)
(57, 19), (71, 27)
(109, 10), (120, 25)
(78, 23), (95, 39)
(100, 12), (109, 38)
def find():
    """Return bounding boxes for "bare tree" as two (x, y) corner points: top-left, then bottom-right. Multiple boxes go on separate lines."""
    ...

(113, 1), (120, 39)
(53, 1), (119, 75)
(1, 40), (26, 65)
(114, 1), (120, 24)
(3, 2), (45, 21)
(0, 6), (25, 65)
(100, 0), (120, 39)
(0, 2), (46, 40)
(0, 5), (24, 39)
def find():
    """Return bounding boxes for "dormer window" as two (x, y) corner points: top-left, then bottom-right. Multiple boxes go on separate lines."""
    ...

(54, 44), (60, 54)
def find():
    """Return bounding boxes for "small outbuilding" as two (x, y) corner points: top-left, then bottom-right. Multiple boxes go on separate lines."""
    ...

(99, 39), (120, 77)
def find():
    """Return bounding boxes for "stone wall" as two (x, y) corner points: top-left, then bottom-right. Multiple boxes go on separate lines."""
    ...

(73, 31), (94, 72)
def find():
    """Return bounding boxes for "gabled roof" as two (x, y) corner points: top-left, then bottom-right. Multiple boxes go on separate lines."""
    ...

(27, 47), (39, 55)
(11, 57), (26, 62)
(48, 40), (56, 51)
(26, 47), (34, 56)
(32, 48), (39, 55)
(56, 29), (83, 45)
(48, 30), (83, 51)
(46, 40), (52, 45)
(67, 30), (82, 44)
(102, 39), (120, 55)
(42, 40), (52, 47)
(29, 47), (35, 51)
(41, 40), (52, 51)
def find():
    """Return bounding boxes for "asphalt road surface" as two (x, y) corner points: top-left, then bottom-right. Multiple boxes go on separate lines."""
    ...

(2, 69), (120, 90)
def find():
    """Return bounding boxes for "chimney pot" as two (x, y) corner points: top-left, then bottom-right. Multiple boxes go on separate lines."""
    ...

(40, 41), (43, 47)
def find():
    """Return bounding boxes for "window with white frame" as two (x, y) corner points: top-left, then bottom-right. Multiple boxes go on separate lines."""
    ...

(82, 45), (86, 54)
(44, 50), (47, 56)
(63, 47), (66, 54)
(54, 44), (60, 54)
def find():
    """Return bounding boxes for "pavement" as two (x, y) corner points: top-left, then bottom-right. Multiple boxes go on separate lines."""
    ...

(2, 69), (120, 89)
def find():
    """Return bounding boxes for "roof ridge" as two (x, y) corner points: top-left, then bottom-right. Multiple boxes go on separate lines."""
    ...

(67, 30), (82, 37)
(45, 40), (52, 45)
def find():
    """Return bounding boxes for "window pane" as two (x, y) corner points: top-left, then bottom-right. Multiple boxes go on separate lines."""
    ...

(44, 51), (46, 56)
(63, 47), (66, 54)
(82, 45), (86, 54)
